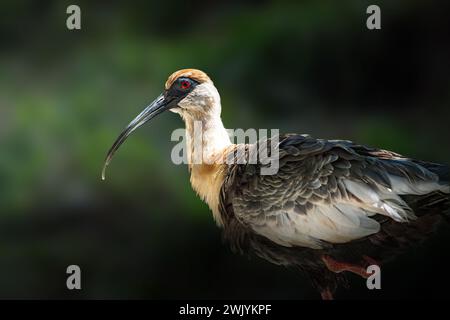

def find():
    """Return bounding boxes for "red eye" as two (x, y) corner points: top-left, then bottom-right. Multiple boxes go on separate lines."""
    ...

(180, 80), (191, 90)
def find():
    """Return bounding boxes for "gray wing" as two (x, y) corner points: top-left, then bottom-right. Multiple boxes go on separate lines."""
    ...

(220, 134), (449, 249)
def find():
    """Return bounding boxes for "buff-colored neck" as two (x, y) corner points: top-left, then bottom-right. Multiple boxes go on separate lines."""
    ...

(183, 113), (231, 165)
(181, 111), (233, 226)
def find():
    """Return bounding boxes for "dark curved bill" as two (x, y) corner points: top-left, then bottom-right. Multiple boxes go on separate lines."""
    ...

(101, 93), (169, 180)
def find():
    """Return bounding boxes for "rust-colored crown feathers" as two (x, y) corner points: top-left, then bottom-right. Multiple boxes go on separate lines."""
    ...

(165, 69), (212, 89)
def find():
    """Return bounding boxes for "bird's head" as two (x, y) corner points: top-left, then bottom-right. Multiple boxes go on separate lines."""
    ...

(165, 69), (221, 119)
(101, 68), (221, 180)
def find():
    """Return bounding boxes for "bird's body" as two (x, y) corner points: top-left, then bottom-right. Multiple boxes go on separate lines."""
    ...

(219, 134), (449, 297)
(103, 69), (450, 299)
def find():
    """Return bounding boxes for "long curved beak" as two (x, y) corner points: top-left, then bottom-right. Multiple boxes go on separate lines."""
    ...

(102, 93), (170, 180)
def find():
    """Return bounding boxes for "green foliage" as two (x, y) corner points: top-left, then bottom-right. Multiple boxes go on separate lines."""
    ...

(0, 0), (449, 298)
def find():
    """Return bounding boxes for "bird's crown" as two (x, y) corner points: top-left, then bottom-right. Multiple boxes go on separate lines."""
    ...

(165, 69), (212, 89)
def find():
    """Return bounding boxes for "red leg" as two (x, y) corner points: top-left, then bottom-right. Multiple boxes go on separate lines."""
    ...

(363, 255), (379, 267)
(321, 255), (374, 279)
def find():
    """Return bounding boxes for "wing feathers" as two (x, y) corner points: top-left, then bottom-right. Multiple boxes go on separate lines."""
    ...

(220, 134), (449, 249)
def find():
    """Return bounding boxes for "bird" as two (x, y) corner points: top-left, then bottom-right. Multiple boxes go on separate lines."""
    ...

(102, 68), (450, 299)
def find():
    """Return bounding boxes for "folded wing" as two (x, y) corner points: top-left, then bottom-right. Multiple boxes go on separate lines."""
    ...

(220, 134), (449, 249)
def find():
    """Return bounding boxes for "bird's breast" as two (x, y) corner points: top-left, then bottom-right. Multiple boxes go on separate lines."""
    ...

(189, 163), (227, 226)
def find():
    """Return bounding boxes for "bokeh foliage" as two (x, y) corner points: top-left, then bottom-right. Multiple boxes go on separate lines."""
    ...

(0, 0), (449, 298)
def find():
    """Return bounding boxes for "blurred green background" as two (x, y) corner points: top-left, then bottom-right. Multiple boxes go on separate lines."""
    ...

(0, 0), (449, 299)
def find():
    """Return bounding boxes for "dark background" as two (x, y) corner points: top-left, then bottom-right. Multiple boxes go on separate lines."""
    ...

(0, 0), (449, 299)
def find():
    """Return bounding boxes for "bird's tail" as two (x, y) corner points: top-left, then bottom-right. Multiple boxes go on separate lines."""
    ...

(417, 161), (450, 185)
(402, 160), (450, 221)
(418, 161), (450, 218)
